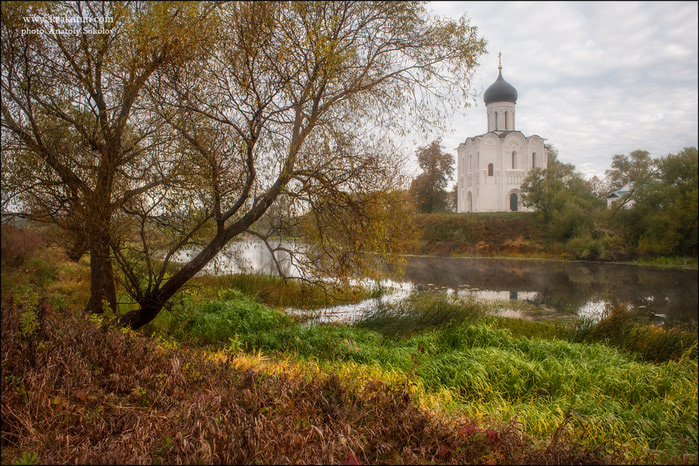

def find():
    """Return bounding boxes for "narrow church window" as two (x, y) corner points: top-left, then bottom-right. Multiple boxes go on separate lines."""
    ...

(495, 112), (498, 130)
(505, 111), (508, 130)
(511, 151), (516, 169)
(532, 152), (536, 168)
(488, 163), (494, 176)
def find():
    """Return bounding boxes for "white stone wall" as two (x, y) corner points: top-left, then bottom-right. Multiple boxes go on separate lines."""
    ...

(456, 133), (547, 213)
(486, 102), (516, 132)
(457, 92), (547, 213)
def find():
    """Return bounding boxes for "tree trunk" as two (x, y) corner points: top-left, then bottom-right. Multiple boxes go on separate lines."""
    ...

(120, 296), (166, 330)
(121, 155), (295, 330)
(121, 232), (232, 329)
(84, 237), (118, 315)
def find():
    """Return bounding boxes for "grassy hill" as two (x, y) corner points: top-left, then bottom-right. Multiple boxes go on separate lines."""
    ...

(406, 212), (563, 258)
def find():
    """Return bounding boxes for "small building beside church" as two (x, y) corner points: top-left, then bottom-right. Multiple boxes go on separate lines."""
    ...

(456, 59), (547, 212)
(606, 183), (635, 209)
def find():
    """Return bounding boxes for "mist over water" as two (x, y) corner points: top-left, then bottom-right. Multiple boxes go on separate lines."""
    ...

(184, 241), (698, 328)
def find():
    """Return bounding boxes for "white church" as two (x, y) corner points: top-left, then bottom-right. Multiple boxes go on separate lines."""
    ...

(456, 57), (547, 212)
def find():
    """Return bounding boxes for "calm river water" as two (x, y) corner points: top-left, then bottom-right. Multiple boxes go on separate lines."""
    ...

(399, 255), (697, 328)
(188, 242), (698, 328)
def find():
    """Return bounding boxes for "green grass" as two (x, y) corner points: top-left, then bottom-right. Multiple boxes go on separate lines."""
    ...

(184, 273), (374, 309)
(144, 289), (698, 463)
(630, 256), (698, 269)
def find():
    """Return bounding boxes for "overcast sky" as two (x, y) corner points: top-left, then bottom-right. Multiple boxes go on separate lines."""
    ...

(418, 1), (698, 180)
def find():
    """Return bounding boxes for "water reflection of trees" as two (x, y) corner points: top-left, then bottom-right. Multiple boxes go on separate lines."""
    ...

(402, 257), (698, 325)
(207, 245), (697, 327)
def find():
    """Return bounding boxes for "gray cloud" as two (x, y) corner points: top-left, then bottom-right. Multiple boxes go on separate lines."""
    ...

(426, 1), (698, 179)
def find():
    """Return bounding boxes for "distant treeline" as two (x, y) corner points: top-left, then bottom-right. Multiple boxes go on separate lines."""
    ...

(405, 210), (696, 263)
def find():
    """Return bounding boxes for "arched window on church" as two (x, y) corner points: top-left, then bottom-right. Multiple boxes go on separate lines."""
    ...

(495, 112), (498, 130)
(511, 151), (516, 169)
(488, 163), (494, 176)
(505, 111), (508, 130)
(532, 152), (536, 168)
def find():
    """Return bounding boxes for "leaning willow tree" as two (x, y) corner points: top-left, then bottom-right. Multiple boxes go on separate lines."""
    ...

(1, 1), (485, 329)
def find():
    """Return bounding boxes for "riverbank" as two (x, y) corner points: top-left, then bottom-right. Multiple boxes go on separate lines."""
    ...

(2, 235), (697, 464)
(405, 212), (555, 258)
(405, 213), (698, 269)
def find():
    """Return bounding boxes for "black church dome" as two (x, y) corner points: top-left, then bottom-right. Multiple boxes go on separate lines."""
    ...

(483, 70), (518, 105)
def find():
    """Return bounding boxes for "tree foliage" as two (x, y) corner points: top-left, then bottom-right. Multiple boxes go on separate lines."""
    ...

(606, 150), (653, 189)
(1, 1), (216, 314)
(520, 145), (606, 259)
(613, 147), (698, 257)
(604, 149), (654, 210)
(522, 144), (697, 260)
(521, 145), (601, 229)
(1, 1), (486, 328)
(409, 139), (454, 213)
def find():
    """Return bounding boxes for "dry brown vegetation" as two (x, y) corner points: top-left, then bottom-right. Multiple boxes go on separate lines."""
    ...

(408, 213), (558, 258)
(0, 223), (44, 268)
(1, 295), (617, 465)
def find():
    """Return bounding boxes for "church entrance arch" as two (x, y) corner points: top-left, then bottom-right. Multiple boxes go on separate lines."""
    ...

(509, 192), (519, 212)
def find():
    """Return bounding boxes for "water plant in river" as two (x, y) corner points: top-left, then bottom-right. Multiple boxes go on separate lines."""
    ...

(571, 305), (698, 362)
(357, 292), (483, 337)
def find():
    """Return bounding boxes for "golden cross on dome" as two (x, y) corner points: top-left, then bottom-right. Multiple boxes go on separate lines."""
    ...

(498, 52), (502, 70)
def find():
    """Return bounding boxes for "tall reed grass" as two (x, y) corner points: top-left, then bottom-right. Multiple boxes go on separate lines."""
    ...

(357, 292), (483, 337)
(143, 290), (697, 463)
(571, 305), (698, 362)
(188, 273), (372, 309)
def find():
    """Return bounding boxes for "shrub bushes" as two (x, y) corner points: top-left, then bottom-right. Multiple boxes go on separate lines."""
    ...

(0, 223), (44, 268)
